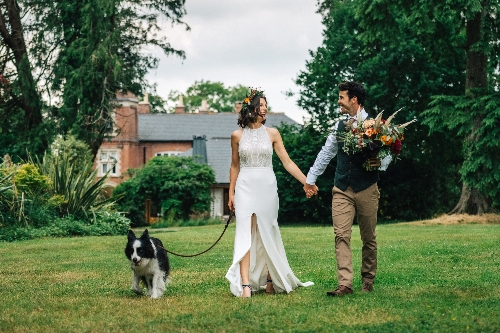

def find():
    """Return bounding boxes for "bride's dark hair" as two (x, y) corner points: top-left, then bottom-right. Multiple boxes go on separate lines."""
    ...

(237, 95), (267, 128)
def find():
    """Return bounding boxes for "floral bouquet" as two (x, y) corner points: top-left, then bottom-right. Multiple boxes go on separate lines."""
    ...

(337, 109), (416, 171)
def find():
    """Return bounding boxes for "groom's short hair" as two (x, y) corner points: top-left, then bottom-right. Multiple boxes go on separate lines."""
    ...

(338, 81), (366, 106)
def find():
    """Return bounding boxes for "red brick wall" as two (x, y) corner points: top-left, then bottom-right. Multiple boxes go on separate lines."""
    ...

(98, 141), (194, 185)
(114, 103), (138, 141)
(96, 95), (193, 186)
(138, 101), (150, 114)
(143, 142), (192, 159)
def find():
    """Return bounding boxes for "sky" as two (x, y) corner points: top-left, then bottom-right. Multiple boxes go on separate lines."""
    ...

(145, 0), (325, 124)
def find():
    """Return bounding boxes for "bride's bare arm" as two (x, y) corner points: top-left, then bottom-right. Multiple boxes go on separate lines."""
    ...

(228, 130), (242, 212)
(268, 128), (308, 185)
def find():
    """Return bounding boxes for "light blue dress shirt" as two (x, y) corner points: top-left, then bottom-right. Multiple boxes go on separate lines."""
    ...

(305, 109), (391, 185)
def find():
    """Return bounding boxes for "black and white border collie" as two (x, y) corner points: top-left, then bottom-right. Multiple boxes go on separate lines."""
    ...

(124, 229), (170, 299)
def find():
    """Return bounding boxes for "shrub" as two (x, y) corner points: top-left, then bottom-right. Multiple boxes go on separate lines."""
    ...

(0, 212), (130, 242)
(49, 134), (93, 168)
(113, 156), (215, 226)
(150, 216), (224, 228)
(0, 147), (126, 240)
(0, 170), (13, 215)
(36, 153), (115, 217)
(14, 163), (51, 194)
(0, 161), (56, 228)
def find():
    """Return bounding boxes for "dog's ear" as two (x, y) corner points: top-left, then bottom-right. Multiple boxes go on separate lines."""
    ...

(127, 229), (136, 241)
(140, 229), (149, 239)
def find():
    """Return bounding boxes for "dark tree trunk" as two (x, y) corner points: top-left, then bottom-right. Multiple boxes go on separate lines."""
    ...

(449, 184), (491, 215)
(465, 8), (488, 91)
(451, 6), (491, 215)
(0, 0), (44, 129)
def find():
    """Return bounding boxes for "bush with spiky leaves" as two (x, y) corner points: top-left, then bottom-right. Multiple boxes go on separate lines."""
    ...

(0, 151), (129, 240)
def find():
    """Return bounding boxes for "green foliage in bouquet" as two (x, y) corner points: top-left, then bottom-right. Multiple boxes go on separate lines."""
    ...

(337, 109), (416, 170)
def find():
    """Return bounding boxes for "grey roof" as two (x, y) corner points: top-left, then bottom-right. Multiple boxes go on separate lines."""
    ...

(177, 140), (230, 183)
(138, 113), (297, 141)
(138, 112), (299, 184)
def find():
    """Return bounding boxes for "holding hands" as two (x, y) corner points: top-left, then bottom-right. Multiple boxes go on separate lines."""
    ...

(303, 183), (319, 199)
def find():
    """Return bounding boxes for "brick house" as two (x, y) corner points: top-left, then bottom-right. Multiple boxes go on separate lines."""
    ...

(96, 93), (298, 220)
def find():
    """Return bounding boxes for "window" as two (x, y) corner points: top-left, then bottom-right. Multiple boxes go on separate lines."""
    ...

(155, 151), (182, 157)
(99, 149), (120, 176)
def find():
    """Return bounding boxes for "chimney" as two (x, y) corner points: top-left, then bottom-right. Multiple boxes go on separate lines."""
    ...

(235, 101), (242, 113)
(175, 95), (185, 114)
(199, 99), (209, 114)
(138, 93), (150, 114)
(192, 135), (208, 164)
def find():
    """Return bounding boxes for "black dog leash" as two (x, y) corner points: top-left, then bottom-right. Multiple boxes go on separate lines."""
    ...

(157, 211), (234, 258)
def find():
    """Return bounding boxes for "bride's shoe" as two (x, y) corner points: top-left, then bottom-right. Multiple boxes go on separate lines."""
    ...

(266, 279), (275, 294)
(242, 284), (252, 298)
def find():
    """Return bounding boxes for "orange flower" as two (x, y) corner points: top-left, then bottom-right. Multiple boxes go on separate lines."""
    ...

(244, 97), (250, 104)
(381, 135), (393, 145)
(364, 127), (377, 137)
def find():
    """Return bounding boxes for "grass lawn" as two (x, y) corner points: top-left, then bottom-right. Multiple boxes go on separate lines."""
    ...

(1, 221), (499, 333)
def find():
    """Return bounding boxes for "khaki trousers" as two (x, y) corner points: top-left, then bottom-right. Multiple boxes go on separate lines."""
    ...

(332, 183), (379, 288)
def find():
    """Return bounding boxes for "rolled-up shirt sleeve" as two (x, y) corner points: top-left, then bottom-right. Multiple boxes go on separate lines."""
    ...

(379, 155), (392, 171)
(306, 129), (339, 185)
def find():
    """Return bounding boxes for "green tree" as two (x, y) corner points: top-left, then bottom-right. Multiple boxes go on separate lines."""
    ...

(0, 0), (188, 160)
(294, 0), (465, 220)
(50, 134), (93, 168)
(146, 94), (170, 114)
(113, 156), (215, 226)
(0, 0), (49, 158)
(168, 81), (255, 113)
(353, 0), (500, 214)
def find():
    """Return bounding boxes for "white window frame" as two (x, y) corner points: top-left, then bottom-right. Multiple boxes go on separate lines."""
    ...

(155, 151), (182, 157)
(98, 149), (121, 177)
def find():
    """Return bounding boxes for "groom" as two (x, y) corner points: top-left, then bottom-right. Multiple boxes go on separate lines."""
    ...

(303, 81), (387, 296)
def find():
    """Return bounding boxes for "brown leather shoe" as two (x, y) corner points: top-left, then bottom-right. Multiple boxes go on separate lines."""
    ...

(326, 285), (353, 297)
(361, 282), (373, 293)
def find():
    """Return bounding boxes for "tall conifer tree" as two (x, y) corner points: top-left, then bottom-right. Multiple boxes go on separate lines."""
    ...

(0, 0), (188, 159)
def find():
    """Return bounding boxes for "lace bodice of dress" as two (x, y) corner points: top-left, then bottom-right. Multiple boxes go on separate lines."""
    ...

(239, 125), (273, 168)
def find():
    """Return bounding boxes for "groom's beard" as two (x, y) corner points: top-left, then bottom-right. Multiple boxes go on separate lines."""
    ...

(339, 100), (357, 115)
(339, 104), (349, 114)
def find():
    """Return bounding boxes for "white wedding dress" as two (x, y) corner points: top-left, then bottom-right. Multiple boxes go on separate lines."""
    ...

(225, 125), (314, 296)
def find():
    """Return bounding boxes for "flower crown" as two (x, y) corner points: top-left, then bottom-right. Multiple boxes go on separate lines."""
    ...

(241, 88), (265, 113)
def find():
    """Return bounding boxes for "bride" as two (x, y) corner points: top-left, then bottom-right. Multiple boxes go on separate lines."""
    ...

(225, 89), (315, 298)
